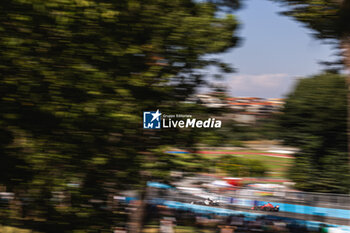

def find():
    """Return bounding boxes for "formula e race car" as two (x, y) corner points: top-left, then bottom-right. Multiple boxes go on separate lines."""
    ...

(190, 198), (219, 206)
(251, 202), (279, 212)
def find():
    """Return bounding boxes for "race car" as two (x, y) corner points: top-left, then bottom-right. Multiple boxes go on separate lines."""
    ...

(190, 198), (219, 206)
(251, 202), (279, 212)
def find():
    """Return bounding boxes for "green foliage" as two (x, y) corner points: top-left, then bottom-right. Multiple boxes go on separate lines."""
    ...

(272, 0), (350, 39)
(0, 0), (240, 231)
(141, 146), (208, 183)
(280, 73), (349, 193)
(272, 0), (350, 192)
(218, 155), (267, 177)
(198, 131), (224, 147)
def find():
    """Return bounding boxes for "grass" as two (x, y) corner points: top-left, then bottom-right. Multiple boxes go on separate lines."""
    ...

(197, 150), (294, 179)
(230, 152), (293, 178)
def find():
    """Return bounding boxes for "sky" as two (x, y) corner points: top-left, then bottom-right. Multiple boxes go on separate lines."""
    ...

(213, 0), (339, 98)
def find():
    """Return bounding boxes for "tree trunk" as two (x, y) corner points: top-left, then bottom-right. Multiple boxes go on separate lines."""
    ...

(128, 180), (149, 233)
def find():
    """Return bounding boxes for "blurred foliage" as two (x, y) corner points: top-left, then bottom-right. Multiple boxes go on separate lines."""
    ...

(0, 0), (240, 231)
(279, 73), (349, 193)
(217, 155), (267, 177)
(272, 0), (350, 40)
(272, 0), (350, 72)
(270, 0), (350, 193)
(141, 146), (208, 183)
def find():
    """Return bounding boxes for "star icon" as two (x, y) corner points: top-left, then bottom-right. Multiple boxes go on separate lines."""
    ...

(151, 109), (161, 122)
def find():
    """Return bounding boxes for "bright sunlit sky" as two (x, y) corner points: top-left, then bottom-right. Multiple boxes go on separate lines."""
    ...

(212, 0), (339, 98)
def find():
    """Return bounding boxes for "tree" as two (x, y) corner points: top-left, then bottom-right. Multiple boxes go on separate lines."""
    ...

(279, 73), (349, 193)
(271, 0), (350, 174)
(0, 0), (240, 231)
